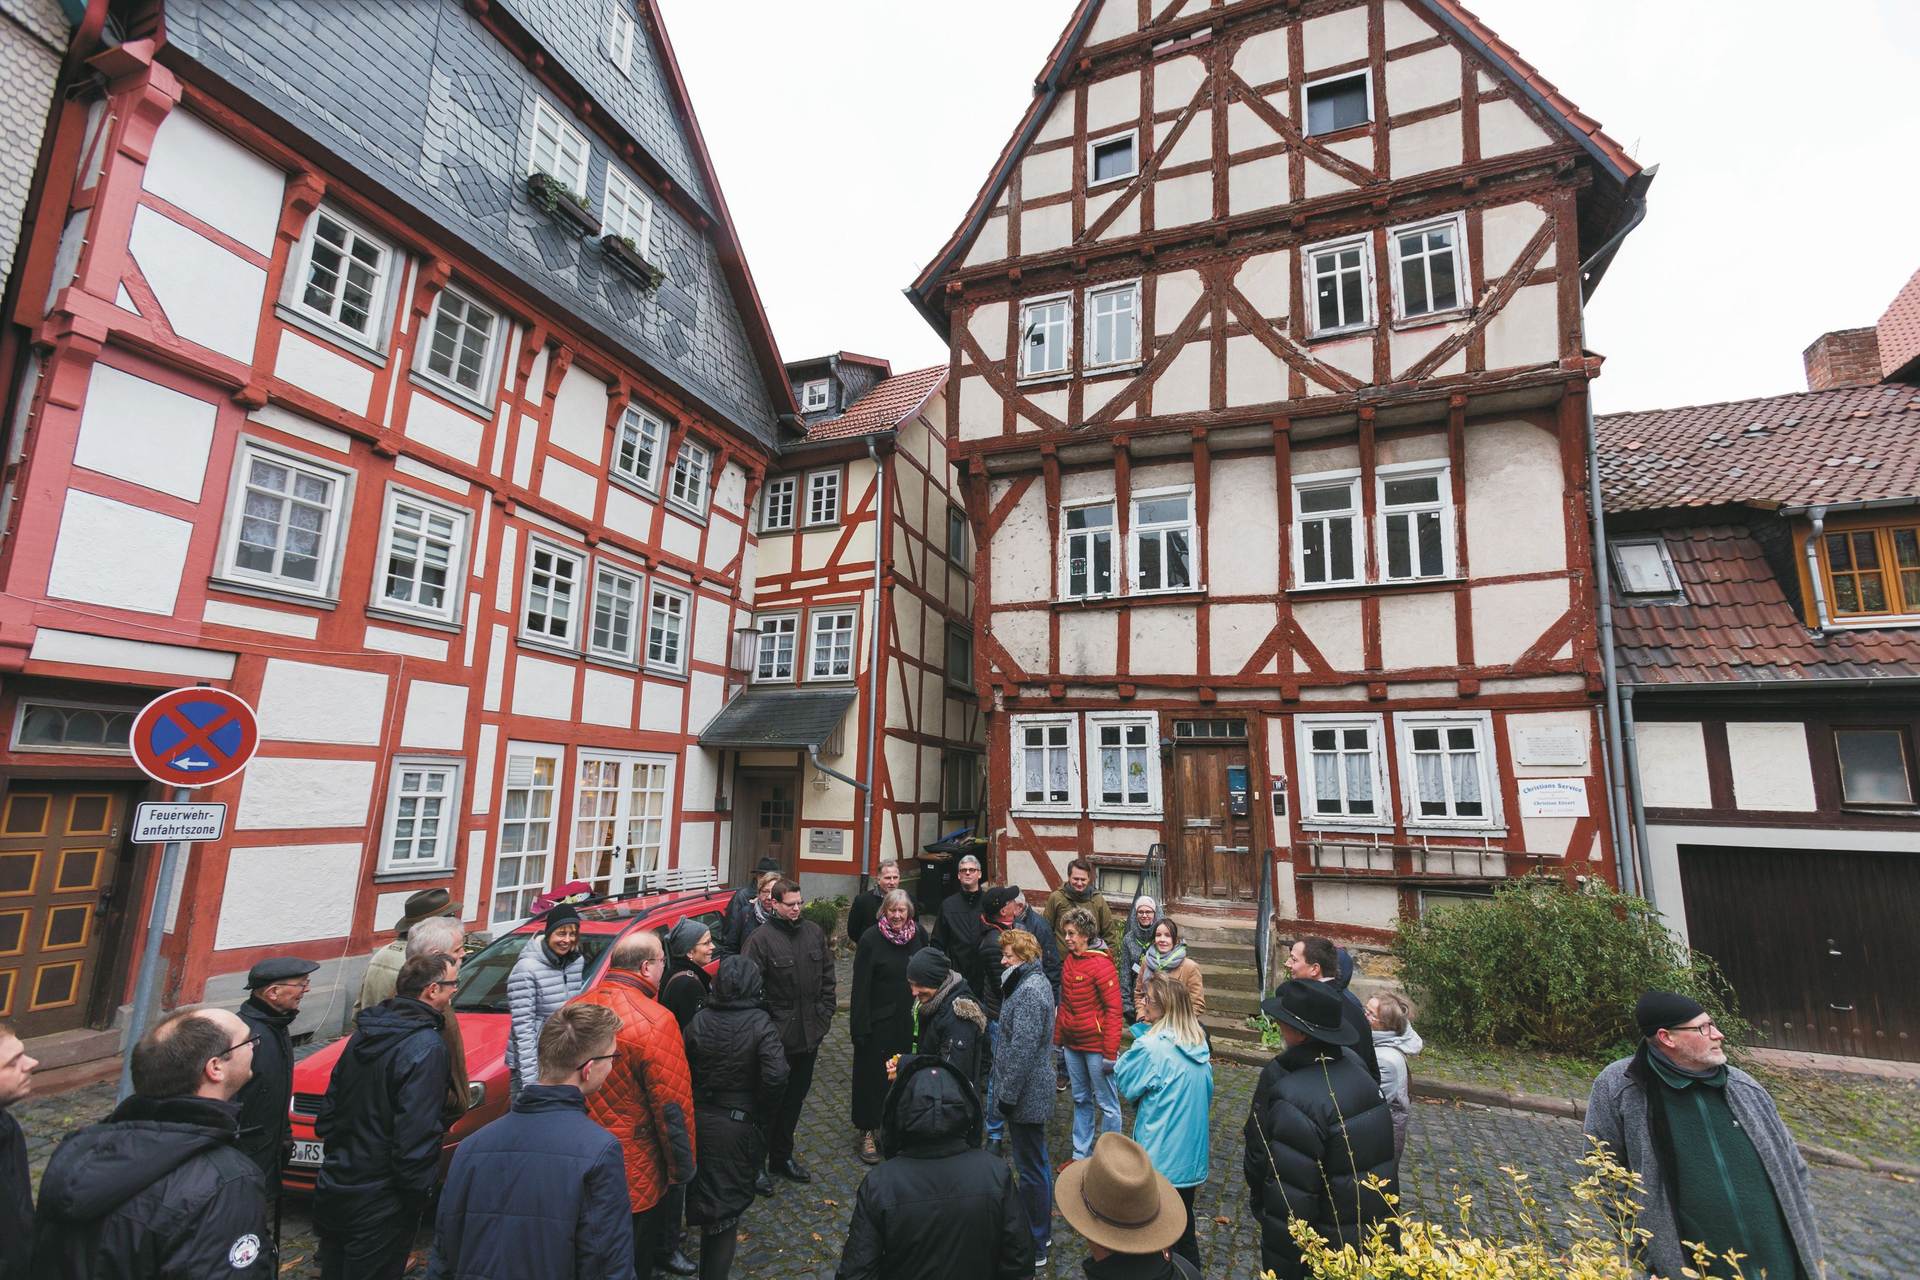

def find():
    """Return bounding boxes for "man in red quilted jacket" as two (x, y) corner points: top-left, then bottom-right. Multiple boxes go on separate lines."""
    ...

(575, 930), (696, 1278)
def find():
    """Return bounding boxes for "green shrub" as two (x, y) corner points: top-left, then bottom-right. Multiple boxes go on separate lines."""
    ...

(801, 898), (840, 934)
(1391, 874), (1745, 1055)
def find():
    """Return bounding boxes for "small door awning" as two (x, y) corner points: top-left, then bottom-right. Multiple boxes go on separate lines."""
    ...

(697, 687), (857, 750)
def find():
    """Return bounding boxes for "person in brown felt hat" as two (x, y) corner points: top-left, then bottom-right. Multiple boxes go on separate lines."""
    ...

(1056, 1131), (1199, 1280)
(354, 887), (460, 1015)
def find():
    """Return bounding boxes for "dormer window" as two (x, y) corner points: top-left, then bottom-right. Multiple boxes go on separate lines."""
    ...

(802, 379), (831, 413)
(1819, 524), (1920, 620)
(1088, 132), (1137, 186)
(1611, 537), (1683, 599)
(1304, 71), (1371, 136)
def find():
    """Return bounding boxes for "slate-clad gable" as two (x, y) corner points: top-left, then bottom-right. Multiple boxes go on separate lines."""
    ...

(162, 0), (777, 445)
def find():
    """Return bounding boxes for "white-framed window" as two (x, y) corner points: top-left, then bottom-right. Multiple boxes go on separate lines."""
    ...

(946, 625), (972, 690)
(1013, 713), (1080, 814)
(805, 469), (841, 526)
(493, 743), (561, 926)
(1612, 537), (1683, 598)
(1293, 473), (1361, 587)
(1396, 711), (1498, 829)
(754, 614), (798, 682)
(528, 96), (590, 197)
(604, 0), (636, 74)
(1390, 214), (1468, 320)
(668, 441), (711, 513)
(588, 562), (642, 663)
(801, 379), (831, 412)
(611, 405), (666, 493)
(569, 750), (674, 898)
(379, 757), (463, 873)
(603, 168), (653, 250)
(291, 206), (393, 344)
(420, 285), (499, 401)
(1132, 487), (1196, 593)
(1062, 500), (1116, 600)
(1303, 70), (1372, 136)
(522, 539), (584, 648)
(1087, 711), (1160, 816)
(1376, 463), (1453, 581)
(808, 608), (857, 681)
(1086, 280), (1141, 368)
(1020, 294), (1071, 379)
(1088, 130), (1138, 185)
(373, 488), (468, 624)
(1305, 234), (1374, 336)
(218, 440), (352, 599)
(645, 582), (690, 673)
(1297, 714), (1390, 826)
(946, 505), (968, 563)
(761, 475), (797, 532)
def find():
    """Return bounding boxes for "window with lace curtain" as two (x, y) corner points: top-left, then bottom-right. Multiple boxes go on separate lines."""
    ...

(1296, 714), (1389, 826)
(1012, 714), (1080, 814)
(1395, 711), (1500, 829)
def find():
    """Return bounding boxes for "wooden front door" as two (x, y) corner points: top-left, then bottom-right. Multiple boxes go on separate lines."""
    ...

(0, 784), (133, 1038)
(1679, 843), (1920, 1062)
(1168, 738), (1260, 903)
(732, 770), (800, 883)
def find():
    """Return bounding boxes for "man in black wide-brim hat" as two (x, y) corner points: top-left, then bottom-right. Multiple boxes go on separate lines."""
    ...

(1242, 979), (1398, 1280)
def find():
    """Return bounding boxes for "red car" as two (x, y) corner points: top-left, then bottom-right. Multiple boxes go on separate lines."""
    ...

(283, 886), (732, 1193)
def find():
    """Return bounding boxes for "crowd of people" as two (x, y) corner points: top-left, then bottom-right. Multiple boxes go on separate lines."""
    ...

(0, 863), (1828, 1280)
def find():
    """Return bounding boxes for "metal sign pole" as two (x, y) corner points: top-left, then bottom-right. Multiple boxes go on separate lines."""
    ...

(117, 784), (193, 1103)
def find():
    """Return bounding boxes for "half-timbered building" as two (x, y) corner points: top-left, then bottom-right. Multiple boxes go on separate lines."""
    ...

(701, 355), (984, 894)
(910, 0), (1649, 939)
(0, 0), (797, 1043)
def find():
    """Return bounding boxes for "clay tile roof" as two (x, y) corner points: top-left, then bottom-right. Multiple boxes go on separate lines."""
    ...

(1878, 266), (1920, 381)
(804, 366), (947, 442)
(1597, 383), (1920, 513)
(1614, 524), (1920, 686)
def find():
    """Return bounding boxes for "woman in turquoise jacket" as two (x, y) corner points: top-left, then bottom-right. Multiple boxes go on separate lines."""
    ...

(1114, 969), (1212, 1268)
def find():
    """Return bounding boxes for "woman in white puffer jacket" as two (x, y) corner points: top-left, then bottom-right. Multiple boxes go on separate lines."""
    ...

(505, 903), (586, 1093)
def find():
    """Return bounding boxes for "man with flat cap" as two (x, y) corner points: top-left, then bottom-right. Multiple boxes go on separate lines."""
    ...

(356, 887), (459, 1014)
(1243, 979), (1396, 1280)
(235, 954), (319, 1243)
(1585, 990), (1822, 1280)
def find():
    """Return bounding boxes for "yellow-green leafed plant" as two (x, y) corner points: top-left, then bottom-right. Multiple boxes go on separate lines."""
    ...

(1277, 1140), (1751, 1280)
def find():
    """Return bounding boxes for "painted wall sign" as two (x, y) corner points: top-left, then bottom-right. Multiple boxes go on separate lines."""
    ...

(1514, 727), (1588, 768)
(807, 828), (845, 856)
(1517, 777), (1589, 817)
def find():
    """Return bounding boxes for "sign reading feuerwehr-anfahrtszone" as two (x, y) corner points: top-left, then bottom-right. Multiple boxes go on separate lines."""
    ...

(131, 801), (228, 844)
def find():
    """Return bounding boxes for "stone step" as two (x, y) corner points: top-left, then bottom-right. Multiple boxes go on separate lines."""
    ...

(1205, 987), (1262, 1017)
(1205, 966), (1262, 994)
(1186, 940), (1261, 967)
(1201, 1010), (1265, 1044)
(1212, 1037), (1276, 1068)
(1166, 917), (1259, 946)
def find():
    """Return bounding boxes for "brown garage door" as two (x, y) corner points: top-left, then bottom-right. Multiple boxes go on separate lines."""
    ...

(1679, 843), (1920, 1062)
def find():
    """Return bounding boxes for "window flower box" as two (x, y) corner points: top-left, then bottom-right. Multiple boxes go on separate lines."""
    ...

(601, 234), (665, 290)
(526, 172), (596, 236)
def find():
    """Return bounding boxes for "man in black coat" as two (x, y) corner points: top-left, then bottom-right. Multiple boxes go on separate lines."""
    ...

(930, 854), (987, 994)
(32, 1008), (274, 1278)
(233, 957), (319, 1222)
(427, 1004), (631, 1279)
(314, 951), (457, 1280)
(1, 1021), (40, 1280)
(846, 860), (901, 947)
(1285, 937), (1380, 1081)
(741, 879), (835, 1183)
(1243, 980), (1397, 1280)
(834, 1055), (1031, 1280)
(685, 956), (789, 1280)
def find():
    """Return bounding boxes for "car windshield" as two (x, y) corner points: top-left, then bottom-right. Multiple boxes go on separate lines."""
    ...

(453, 932), (613, 1014)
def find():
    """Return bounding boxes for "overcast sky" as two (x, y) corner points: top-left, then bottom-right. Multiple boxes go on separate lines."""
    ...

(659, 0), (1920, 415)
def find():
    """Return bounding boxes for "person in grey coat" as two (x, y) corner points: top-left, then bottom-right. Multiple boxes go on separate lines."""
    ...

(989, 928), (1057, 1266)
(507, 904), (586, 1093)
(1584, 991), (1822, 1280)
(1364, 992), (1422, 1159)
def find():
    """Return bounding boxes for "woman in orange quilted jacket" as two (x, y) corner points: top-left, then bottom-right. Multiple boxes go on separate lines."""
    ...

(1053, 908), (1122, 1160)
(573, 929), (697, 1280)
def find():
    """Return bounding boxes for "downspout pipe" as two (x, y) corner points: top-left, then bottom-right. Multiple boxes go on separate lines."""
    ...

(1619, 685), (1657, 910)
(808, 744), (868, 794)
(1804, 506), (1832, 632)
(861, 437), (886, 889)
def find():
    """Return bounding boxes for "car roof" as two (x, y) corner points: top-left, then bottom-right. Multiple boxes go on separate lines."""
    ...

(517, 887), (730, 937)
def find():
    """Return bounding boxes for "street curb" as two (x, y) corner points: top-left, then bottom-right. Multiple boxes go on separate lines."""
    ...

(1413, 1078), (1920, 1179)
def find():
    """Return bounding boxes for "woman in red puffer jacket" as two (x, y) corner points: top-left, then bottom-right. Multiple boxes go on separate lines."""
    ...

(1053, 907), (1123, 1160)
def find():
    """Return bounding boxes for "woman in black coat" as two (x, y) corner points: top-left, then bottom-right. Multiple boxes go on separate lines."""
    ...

(849, 889), (926, 1164)
(684, 955), (788, 1280)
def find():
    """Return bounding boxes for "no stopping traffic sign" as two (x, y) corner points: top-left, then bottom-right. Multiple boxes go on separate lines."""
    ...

(130, 687), (260, 788)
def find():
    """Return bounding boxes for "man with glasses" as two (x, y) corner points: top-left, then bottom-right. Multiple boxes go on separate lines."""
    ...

(1586, 990), (1824, 1280)
(576, 930), (697, 1280)
(742, 878), (835, 1184)
(314, 951), (458, 1280)
(234, 955), (320, 1240)
(32, 1008), (274, 1275)
(429, 1003), (632, 1279)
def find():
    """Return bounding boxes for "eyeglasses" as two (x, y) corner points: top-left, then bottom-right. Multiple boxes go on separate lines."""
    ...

(431, 978), (461, 991)
(578, 1052), (618, 1070)
(1667, 1019), (1722, 1038)
(220, 1034), (262, 1059)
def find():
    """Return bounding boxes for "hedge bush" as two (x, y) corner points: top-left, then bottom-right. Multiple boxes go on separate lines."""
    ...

(801, 896), (843, 936)
(1392, 874), (1744, 1055)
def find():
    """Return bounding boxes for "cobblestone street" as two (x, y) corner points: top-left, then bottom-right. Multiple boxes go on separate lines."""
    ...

(17, 1022), (1914, 1278)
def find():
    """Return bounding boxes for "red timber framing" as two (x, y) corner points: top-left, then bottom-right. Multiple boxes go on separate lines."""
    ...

(0, 18), (796, 1032)
(914, 0), (1646, 939)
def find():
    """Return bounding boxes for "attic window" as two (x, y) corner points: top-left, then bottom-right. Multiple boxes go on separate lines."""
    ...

(1089, 132), (1137, 185)
(1611, 538), (1683, 598)
(802, 379), (830, 413)
(1304, 72), (1371, 136)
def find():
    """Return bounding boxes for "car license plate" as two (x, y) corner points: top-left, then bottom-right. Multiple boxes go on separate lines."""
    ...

(288, 1139), (324, 1168)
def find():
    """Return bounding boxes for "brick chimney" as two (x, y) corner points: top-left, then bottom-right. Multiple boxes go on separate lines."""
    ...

(1803, 327), (1884, 392)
